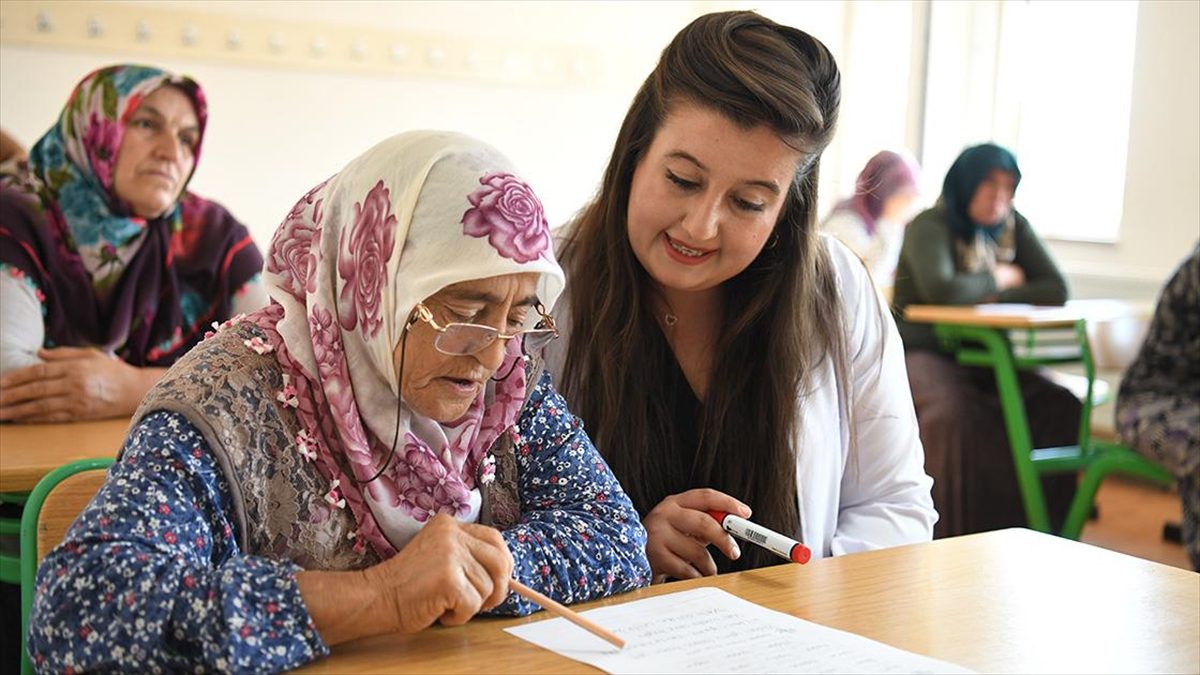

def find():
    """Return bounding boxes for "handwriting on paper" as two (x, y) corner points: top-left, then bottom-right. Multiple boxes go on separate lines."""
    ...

(505, 587), (974, 674)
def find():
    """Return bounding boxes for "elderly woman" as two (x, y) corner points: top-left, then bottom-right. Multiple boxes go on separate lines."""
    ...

(27, 131), (651, 671)
(822, 150), (922, 285)
(892, 143), (1079, 538)
(0, 64), (266, 422)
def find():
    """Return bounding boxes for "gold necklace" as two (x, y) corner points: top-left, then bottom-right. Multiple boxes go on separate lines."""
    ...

(664, 312), (678, 327)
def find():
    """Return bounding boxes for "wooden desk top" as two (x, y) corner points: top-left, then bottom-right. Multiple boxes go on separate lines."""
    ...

(905, 299), (1150, 330)
(0, 417), (129, 493)
(295, 529), (1199, 674)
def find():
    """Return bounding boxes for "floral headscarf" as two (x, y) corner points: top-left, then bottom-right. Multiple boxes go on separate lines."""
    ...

(0, 64), (262, 365)
(253, 131), (564, 555)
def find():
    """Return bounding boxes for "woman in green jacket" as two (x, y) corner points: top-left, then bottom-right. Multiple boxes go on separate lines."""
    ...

(893, 143), (1079, 538)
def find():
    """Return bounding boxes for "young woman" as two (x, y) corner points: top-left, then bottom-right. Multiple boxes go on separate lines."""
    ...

(549, 10), (936, 581)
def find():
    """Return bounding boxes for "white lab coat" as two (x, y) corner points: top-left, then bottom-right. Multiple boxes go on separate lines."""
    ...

(544, 235), (937, 560)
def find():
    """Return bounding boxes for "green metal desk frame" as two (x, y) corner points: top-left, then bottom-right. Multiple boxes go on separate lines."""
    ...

(933, 319), (1173, 539)
(0, 491), (28, 583)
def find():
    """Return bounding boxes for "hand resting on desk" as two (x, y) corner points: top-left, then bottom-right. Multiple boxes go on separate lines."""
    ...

(0, 347), (164, 422)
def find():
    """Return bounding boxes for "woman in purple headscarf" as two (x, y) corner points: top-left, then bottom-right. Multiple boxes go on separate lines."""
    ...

(821, 150), (921, 283)
(0, 64), (267, 422)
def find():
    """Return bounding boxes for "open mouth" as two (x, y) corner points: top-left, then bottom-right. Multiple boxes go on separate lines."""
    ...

(663, 233), (715, 264)
(440, 377), (481, 394)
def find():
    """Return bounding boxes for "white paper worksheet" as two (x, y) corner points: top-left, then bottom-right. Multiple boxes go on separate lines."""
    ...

(505, 587), (974, 674)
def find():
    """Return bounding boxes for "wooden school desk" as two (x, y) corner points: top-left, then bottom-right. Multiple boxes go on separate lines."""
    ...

(0, 417), (129, 493)
(0, 417), (129, 582)
(295, 528), (1200, 674)
(903, 301), (1172, 538)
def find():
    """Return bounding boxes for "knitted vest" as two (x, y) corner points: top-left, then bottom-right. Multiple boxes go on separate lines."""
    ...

(132, 322), (525, 570)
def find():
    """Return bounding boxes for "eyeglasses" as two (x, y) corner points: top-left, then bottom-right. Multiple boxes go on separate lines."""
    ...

(360, 302), (557, 486)
(407, 302), (559, 358)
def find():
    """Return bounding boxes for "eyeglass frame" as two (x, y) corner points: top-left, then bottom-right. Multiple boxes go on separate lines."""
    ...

(406, 301), (559, 359)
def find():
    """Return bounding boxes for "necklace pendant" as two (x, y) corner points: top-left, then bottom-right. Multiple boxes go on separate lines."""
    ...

(664, 313), (678, 327)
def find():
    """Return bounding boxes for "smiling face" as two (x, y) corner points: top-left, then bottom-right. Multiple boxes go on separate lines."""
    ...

(625, 101), (802, 296)
(967, 168), (1016, 226)
(396, 273), (540, 423)
(111, 85), (200, 219)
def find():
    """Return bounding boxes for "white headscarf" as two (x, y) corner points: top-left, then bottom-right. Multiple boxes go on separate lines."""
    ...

(254, 131), (563, 555)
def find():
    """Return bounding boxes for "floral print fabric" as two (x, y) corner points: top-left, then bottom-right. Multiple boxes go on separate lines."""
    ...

(0, 63), (263, 366)
(258, 131), (564, 554)
(462, 172), (552, 263)
(29, 366), (650, 671)
(1116, 244), (1200, 570)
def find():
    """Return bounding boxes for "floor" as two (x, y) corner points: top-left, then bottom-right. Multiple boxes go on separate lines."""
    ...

(1079, 475), (1192, 571)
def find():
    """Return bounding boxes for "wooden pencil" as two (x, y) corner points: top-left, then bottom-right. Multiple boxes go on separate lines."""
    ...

(508, 578), (626, 649)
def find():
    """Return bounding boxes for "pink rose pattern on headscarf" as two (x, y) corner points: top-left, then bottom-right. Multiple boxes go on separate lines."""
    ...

(249, 136), (553, 557)
(462, 172), (551, 263)
(83, 113), (121, 189)
(337, 180), (396, 337)
(267, 178), (328, 302)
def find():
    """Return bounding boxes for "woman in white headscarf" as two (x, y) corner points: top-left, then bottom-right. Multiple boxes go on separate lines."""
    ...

(27, 131), (651, 672)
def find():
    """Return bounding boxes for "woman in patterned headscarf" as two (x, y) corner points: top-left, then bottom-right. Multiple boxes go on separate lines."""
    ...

(27, 131), (650, 672)
(0, 64), (267, 422)
(892, 143), (1079, 538)
(822, 150), (921, 284)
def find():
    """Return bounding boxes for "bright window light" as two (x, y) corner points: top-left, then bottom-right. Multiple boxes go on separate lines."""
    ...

(1002, 1), (1139, 243)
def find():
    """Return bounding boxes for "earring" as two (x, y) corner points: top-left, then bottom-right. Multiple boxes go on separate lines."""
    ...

(766, 231), (779, 249)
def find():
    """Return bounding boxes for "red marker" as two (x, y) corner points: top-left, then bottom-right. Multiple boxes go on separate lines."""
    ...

(708, 510), (812, 564)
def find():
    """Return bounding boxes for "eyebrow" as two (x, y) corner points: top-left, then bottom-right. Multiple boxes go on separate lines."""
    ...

(133, 105), (200, 134)
(666, 150), (781, 195)
(445, 290), (540, 308)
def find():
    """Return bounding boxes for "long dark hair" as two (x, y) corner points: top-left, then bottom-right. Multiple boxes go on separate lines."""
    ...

(558, 11), (847, 571)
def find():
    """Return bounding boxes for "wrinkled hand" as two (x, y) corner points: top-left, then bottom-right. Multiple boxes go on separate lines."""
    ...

(0, 347), (147, 422)
(366, 514), (515, 633)
(993, 262), (1026, 291)
(643, 488), (751, 583)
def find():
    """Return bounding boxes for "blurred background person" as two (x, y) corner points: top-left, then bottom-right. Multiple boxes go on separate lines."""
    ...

(892, 143), (1078, 538)
(822, 150), (921, 287)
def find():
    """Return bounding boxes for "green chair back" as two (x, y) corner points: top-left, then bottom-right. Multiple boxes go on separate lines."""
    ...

(19, 458), (115, 675)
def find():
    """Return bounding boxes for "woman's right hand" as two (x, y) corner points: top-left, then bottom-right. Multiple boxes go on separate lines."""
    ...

(297, 514), (514, 645)
(993, 262), (1026, 291)
(642, 488), (751, 583)
(369, 514), (514, 631)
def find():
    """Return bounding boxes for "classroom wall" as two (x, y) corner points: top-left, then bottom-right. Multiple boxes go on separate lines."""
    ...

(0, 0), (921, 249)
(0, 0), (703, 243)
(1, 0), (1194, 301)
(920, 0), (1199, 299)
(1047, 0), (1200, 298)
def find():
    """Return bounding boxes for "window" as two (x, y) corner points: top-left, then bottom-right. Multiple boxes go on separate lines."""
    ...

(995, 0), (1139, 242)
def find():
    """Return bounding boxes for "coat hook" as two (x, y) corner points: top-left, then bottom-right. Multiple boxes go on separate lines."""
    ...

(181, 24), (198, 46)
(87, 16), (103, 38)
(36, 11), (54, 33)
(136, 20), (152, 42)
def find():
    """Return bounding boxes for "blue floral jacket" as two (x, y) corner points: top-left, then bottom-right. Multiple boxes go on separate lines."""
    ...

(27, 372), (650, 672)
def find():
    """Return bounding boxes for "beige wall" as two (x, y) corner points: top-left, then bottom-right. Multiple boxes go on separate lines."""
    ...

(0, 1), (707, 243)
(1, 0), (1194, 300)
(1046, 0), (1200, 297)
